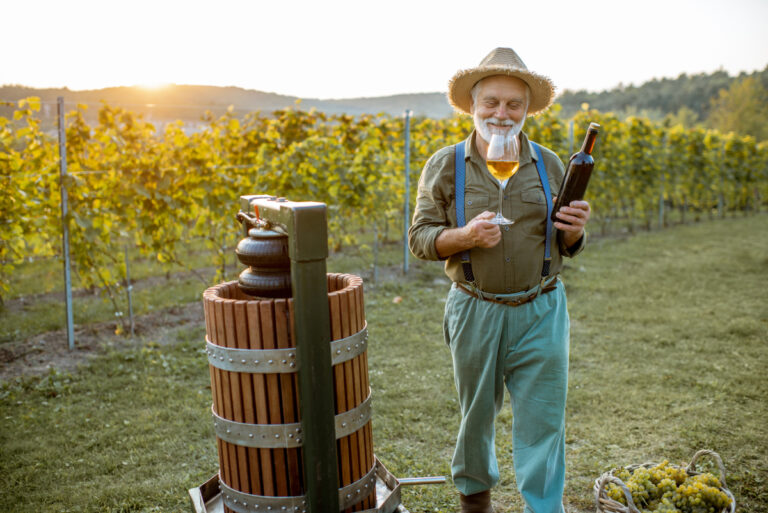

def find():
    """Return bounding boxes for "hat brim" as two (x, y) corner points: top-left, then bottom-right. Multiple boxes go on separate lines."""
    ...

(448, 65), (556, 116)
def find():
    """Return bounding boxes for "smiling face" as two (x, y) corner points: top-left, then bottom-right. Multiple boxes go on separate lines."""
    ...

(470, 75), (529, 143)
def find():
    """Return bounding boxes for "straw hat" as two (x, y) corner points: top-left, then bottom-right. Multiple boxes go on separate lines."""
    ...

(447, 47), (556, 115)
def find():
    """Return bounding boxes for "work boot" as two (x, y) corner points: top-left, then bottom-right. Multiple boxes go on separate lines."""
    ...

(459, 490), (493, 513)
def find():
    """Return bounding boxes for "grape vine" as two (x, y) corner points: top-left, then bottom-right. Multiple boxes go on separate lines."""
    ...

(1, 98), (766, 311)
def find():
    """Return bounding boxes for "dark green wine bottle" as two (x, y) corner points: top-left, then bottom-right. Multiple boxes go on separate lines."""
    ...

(551, 122), (600, 224)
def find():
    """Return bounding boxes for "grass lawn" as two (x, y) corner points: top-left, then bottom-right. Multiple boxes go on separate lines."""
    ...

(1, 214), (766, 512)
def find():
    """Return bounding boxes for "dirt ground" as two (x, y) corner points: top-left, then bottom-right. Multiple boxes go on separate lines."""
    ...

(0, 302), (205, 382)
(0, 258), (438, 384)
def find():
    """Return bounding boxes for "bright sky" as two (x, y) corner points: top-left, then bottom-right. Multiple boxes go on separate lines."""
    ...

(3, 0), (767, 99)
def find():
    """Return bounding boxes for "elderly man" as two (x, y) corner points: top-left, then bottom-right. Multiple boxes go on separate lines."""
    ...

(408, 48), (591, 513)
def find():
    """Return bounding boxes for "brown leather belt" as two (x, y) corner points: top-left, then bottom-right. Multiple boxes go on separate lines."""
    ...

(456, 277), (558, 307)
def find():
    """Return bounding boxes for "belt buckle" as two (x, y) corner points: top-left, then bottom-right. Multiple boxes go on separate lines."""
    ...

(540, 274), (558, 292)
(494, 294), (524, 307)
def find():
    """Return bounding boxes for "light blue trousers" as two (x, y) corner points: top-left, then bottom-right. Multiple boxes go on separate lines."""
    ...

(443, 281), (569, 513)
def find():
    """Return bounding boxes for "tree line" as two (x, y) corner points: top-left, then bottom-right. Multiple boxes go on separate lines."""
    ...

(558, 66), (768, 141)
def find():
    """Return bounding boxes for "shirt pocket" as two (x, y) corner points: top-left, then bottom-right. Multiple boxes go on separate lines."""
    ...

(463, 193), (490, 222)
(521, 187), (546, 205)
(519, 186), (549, 232)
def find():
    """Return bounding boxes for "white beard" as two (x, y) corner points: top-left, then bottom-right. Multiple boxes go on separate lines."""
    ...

(474, 114), (525, 143)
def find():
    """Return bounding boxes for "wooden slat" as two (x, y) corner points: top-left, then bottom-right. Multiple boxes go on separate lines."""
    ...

(224, 299), (250, 493)
(356, 281), (375, 510)
(246, 300), (274, 497)
(215, 298), (239, 493)
(287, 300), (304, 492)
(235, 300), (260, 495)
(329, 290), (352, 494)
(275, 298), (302, 496)
(340, 281), (364, 512)
(204, 293), (228, 502)
(349, 288), (369, 511)
(260, 301), (289, 497)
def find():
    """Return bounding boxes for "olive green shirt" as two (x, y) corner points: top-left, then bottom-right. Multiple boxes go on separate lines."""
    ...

(408, 130), (585, 294)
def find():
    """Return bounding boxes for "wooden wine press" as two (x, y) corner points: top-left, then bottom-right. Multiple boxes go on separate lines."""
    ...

(188, 195), (444, 513)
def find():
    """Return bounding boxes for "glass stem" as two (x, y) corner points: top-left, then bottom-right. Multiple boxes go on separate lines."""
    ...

(498, 182), (504, 219)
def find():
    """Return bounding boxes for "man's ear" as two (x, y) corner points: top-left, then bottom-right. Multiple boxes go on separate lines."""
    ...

(469, 100), (475, 115)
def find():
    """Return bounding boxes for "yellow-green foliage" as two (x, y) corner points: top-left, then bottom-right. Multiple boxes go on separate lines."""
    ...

(2, 98), (767, 299)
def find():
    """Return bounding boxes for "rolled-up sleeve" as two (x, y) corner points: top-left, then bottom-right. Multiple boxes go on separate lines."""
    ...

(408, 150), (453, 261)
(558, 230), (587, 257)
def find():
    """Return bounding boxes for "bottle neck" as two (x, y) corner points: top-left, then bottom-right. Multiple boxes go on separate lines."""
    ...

(581, 129), (598, 155)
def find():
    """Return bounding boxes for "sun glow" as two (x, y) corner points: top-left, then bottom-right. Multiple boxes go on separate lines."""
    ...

(137, 82), (171, 91)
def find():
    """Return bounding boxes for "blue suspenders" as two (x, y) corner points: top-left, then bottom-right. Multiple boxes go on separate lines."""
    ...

(454, 140), (553, 285)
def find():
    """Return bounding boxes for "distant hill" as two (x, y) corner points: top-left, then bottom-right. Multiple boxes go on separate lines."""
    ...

(0, 84), (455, 123)
(3, 65), (766, 124)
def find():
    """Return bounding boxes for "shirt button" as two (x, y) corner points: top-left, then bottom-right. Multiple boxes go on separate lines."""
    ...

(503, 195), (508, 199)
(506, 288), (512, 293)
(467, 200), (473, 205)
(504, 226), (510, 231)
(505, 257), (511, 262)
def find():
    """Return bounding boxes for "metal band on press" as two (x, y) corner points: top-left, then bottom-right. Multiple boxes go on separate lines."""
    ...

(212, 390), (372, 449)
(335, 389), (372, 438)
(212, 406), (303, 448)
(218, 461), (378, 513)
(330, 323), (368, 366)
(205, 324), (368, 374)
(206, 338), (297, 373)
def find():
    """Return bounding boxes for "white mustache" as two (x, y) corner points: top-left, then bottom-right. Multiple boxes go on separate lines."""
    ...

(483, 117), (516, 127)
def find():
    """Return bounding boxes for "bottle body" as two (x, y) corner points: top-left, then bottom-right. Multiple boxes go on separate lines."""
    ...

(550, 123), (599, 224)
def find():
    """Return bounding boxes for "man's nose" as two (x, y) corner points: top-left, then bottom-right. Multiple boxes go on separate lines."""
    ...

(494, 105), (509, 119)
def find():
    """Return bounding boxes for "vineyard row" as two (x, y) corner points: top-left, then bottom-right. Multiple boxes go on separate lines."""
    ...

(2, 97), (767, 304)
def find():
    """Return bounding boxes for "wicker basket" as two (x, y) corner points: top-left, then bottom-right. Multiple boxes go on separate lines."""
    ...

(594, 449), (736, 513)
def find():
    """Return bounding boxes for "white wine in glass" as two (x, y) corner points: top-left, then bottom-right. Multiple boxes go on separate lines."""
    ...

(486, 131), (520, 225)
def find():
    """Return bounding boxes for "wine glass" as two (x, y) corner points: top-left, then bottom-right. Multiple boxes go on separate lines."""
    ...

(486, 130), (520, 225)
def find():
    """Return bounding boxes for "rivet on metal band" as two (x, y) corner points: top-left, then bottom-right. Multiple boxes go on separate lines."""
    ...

(330, 323), (369, 366)
(206, 337), (298, 374)
(218, 460), (378, 513)
(211, 389), (372, 449)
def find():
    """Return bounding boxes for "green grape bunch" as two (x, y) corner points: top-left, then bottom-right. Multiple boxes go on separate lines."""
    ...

(606, 460), (732, 513)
